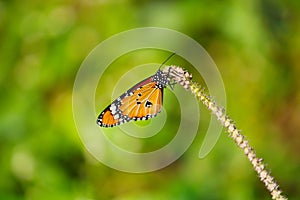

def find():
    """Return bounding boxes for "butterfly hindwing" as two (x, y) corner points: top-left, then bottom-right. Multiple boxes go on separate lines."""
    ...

(97, 69), (169, 127)
(119, 82), (163, 119)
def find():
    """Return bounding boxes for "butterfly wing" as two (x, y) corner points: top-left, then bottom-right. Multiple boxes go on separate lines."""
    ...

(119, 82), (163, 119)
(97, 76), (164, 127)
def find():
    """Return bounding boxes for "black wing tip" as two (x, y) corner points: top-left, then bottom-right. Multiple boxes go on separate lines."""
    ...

(96, 117), (103, 126)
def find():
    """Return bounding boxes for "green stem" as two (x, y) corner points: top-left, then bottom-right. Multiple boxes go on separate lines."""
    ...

(164, 66), (287, 200)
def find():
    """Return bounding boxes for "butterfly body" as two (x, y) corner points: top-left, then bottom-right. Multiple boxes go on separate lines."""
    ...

(97, 69), (170, 127)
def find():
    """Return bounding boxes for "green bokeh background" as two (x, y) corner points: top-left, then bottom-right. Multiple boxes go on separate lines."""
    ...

(1, 0), (299, 199)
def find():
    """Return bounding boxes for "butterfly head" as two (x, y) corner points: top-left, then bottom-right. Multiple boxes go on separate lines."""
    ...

(152, 69), (173, 89)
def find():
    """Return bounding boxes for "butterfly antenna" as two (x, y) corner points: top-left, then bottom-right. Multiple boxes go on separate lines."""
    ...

(158, 52), (176, 70)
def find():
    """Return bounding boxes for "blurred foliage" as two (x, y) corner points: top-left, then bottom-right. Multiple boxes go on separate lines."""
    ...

(1, 0), (300, 199)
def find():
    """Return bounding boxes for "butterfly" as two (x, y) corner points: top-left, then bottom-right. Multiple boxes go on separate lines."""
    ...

(97, 54), (175, 127)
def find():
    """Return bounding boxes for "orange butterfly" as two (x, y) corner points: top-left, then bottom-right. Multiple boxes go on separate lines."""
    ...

(97, 54), (175, 127)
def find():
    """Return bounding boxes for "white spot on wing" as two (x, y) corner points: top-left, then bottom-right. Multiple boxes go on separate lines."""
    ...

(113, 114), (120, 119)
(110, 104), (117, 112)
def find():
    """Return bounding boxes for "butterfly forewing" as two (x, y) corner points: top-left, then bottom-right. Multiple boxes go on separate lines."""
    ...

(100, 109), (119, 125)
